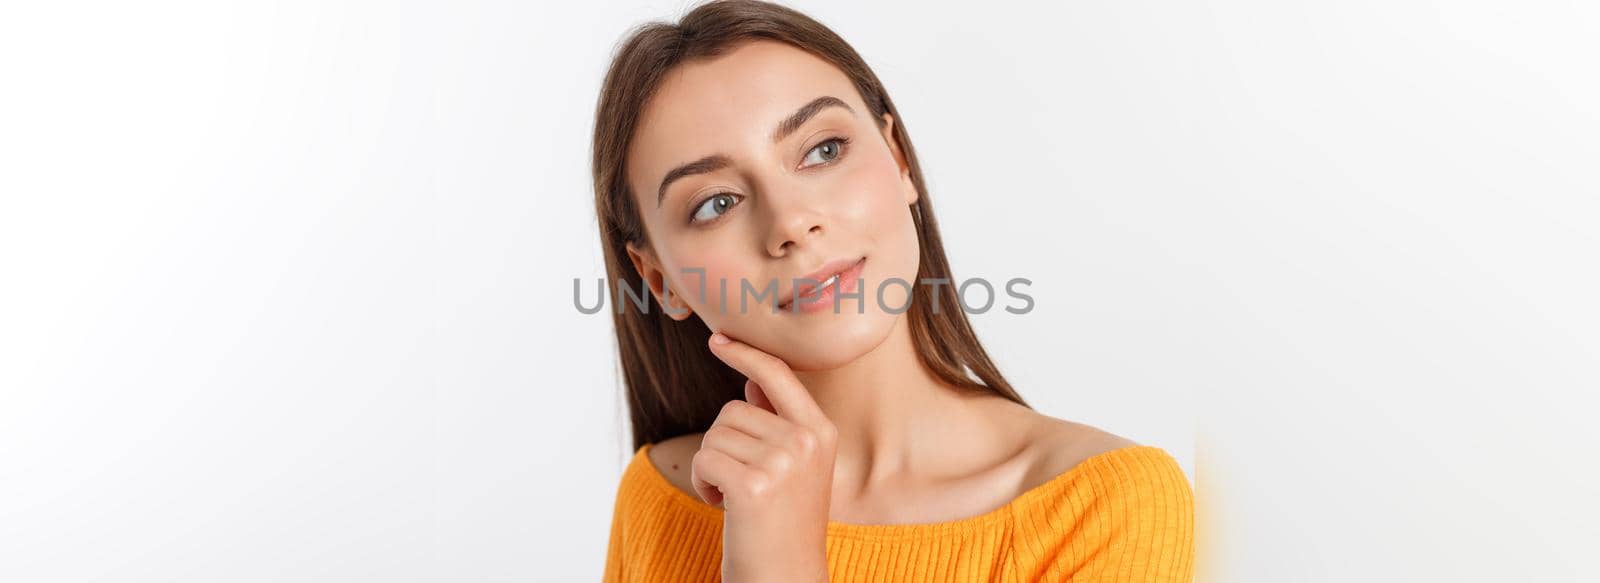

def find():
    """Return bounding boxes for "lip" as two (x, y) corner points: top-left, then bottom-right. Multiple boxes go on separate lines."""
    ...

(777, 256), (867, 313)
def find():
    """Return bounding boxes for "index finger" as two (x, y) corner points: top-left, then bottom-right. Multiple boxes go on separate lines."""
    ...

(707, 332), (828, 426)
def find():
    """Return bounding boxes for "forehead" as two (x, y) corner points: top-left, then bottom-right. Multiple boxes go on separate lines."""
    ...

(626, 40), (864, 190)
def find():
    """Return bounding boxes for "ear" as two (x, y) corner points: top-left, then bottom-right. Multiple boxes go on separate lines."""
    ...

(625, 241), (695, 321)
(879, 113), (918, 205)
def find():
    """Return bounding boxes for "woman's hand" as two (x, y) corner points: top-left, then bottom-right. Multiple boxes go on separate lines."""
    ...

(696, 332), (837, 583)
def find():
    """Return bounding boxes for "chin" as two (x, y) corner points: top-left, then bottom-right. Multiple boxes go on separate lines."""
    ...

(765, 310), (898, 371)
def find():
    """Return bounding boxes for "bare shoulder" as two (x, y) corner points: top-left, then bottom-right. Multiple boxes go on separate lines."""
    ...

(1014, 409), (1142, 489)
(645, 432), (704, 499)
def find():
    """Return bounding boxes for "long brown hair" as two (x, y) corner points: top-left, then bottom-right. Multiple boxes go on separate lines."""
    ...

(592, 0), (1026, 450)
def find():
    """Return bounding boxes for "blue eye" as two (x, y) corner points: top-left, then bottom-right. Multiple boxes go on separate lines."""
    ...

(801, 137), (849, 167)
(690, 192), (740, 223)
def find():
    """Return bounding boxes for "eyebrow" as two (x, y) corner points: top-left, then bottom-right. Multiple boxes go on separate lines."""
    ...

(656, 95), (855, 207)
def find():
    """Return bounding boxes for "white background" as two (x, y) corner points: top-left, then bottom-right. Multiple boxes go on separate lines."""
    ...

(2, 1), (1595, 581)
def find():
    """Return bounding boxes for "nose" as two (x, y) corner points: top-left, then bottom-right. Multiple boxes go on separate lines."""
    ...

(763, 193), (825, 258)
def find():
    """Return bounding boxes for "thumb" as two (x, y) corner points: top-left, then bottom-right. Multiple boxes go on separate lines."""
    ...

(744, 379), (775, 414)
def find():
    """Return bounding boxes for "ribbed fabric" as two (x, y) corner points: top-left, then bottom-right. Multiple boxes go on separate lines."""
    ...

(603, 444), (1194, 582)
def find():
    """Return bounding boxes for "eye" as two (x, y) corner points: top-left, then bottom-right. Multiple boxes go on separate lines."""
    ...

(690, 192), (741, 224)
(800, 137), (850, 168)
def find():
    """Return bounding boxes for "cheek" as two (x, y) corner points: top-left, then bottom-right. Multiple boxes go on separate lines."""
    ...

(834, 147), (911, 223)
(832, 152), (917, 252)
(695, 258), (744, 315)
(847, 148), (922, 292)
(661, 247), (748, 319)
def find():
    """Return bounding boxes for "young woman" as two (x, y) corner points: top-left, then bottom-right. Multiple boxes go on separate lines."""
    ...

(591, 2), (1194, 581)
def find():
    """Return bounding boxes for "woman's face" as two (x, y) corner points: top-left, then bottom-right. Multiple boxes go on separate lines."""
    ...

(625, 40), (922, 371)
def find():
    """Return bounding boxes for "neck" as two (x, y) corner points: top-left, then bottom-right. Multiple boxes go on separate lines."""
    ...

(792, 315), (1003, 495)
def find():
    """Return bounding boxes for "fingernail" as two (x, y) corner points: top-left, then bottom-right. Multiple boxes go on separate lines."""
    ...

(710, 332), (730, 345)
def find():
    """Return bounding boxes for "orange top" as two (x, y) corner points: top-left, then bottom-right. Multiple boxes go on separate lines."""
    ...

(603, 443), (1195, 582)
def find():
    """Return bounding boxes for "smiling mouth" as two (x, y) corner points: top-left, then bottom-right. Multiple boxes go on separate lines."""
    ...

(777, 256), (867, 312)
